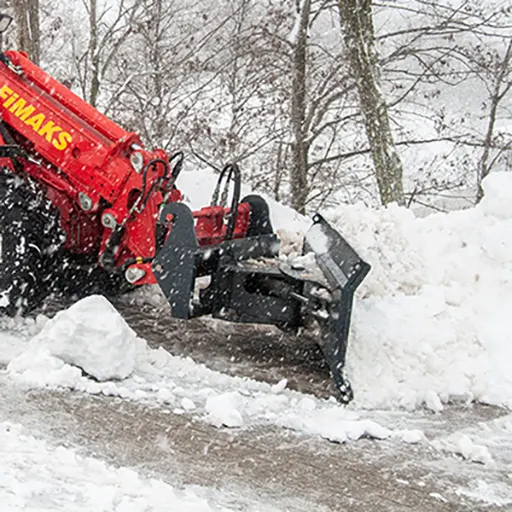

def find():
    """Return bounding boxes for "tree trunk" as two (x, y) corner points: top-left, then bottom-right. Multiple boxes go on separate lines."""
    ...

(227, 0), (249, 162)
(476, 38), (512, 203)
(88, 0), (101, 107)
(13, 0), (40, 65)
(338, 0), (405, 206)
(290, 0), (311, 215)
(151, 0), (167, 144)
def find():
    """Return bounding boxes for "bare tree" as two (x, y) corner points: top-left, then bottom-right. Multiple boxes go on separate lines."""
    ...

(74, 0), (140, 108)
(147, 0), (293, 195)
(373, 0), (512, 209)
(12, 0), (40, 64)
(214, 0), (291, 192)
(110, 0), (211, 148)
(338, 0), (405, 206)
(476, 37), (512, 202)
(290, 0), (311, 214)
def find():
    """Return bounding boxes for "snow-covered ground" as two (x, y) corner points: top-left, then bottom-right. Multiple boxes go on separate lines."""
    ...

(0, 422), (237, 512)
(2, 170), (512, 509)
(1, 295), (511, 509)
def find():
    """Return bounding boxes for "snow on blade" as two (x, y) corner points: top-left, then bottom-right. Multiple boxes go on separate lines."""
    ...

(304, 223), (331, 255)
(8, 295), (137, 381)
(0, 422), (234, 511)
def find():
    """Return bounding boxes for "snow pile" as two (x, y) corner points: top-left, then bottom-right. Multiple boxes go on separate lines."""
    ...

(0, 422), (234, 511)
(8, 296), (137, 381)
(315, 172), (512, 410)
(203, 390), (396, 443)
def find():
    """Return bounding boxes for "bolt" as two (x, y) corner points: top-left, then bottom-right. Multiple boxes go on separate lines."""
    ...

(78, 192), (93, 211)
(101, 213), (117, 229)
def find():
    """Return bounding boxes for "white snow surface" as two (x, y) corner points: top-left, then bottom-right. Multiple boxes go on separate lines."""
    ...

(0, 421), (234, 511)
(457, 480), (512, 507)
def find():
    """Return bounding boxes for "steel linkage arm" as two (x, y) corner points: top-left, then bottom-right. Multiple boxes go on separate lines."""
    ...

(152, 203), (370, 403)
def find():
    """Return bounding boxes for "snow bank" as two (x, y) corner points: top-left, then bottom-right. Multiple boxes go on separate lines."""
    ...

(0, 422), (233, 511)
(9, 295), (137, 381)
(312, 172), (512, 410)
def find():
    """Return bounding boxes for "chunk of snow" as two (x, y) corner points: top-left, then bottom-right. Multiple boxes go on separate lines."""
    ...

(7, 347), (83, 388)
(393, 429), (427, 444)
(479, 172), (512, 219)
(205, 392), (244, 428)
(305, 223), (330, 255)
(18, 295), (137, 381)
(283, 407), (390, 443)
(423, 390), (444, 412)
(157, 388), (174, 404)
(429, 492), (448, 503)
(271, 378), (288, 393)
(431, 432), (492, 464)
(181, 397), (196, 411)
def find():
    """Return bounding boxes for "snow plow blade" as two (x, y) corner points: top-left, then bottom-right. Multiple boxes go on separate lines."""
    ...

(153, 204), (370, 403)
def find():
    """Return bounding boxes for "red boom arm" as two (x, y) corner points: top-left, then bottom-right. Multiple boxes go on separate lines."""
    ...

(0, 51), (250, 285)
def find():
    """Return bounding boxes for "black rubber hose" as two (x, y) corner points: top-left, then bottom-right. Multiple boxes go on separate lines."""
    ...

(211, 163), (241, 240)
